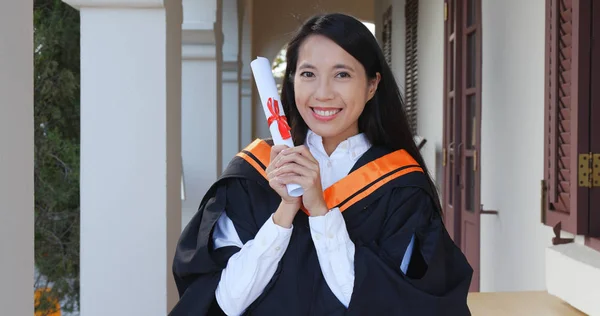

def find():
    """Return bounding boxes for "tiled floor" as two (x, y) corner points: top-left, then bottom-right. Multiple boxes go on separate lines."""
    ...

(467, 291), (586, 315)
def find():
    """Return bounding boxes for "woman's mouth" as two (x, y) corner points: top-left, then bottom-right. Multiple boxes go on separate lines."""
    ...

(311, 107), (342, 121)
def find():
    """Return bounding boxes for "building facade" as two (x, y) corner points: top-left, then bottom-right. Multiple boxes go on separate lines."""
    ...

(1, 0), (598, 315)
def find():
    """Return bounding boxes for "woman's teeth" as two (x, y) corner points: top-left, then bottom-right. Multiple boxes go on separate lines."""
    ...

(313, 108), (341, 117)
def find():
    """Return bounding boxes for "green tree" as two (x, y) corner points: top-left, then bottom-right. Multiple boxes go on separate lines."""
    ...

(272, 47), (287, 94)
(33, 0), (81, 314)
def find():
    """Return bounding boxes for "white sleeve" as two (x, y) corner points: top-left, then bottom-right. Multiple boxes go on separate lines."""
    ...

(213, 212), (293, 316)
(401, 234), (415, 273)
(308, 208), (415, 308)
(308, 208), (356, 308)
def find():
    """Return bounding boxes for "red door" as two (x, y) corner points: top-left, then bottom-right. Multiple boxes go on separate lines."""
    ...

(589, 0), (600, 238)
(443, 0), (482, 292)
(442, 0), (462, 246)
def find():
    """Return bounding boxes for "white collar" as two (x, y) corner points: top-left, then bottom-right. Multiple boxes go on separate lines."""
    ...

(305, 129), (371, 160)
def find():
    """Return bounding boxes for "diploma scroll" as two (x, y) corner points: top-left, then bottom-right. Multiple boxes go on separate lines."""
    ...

(250, 57), (304, 197)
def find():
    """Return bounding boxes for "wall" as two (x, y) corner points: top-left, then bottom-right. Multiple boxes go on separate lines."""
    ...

(221, 0), (241, 169)
(75, 1), (183, 312)
(546, 243), (600, 315)
(181, 0), (221, 226)
(374, 0), (406, 90)
(479, 0), (553, 291)
(250, 0), (375, 139)
(384, 0), (554, 292)
(239, 0), (254, 147)
(375, 0), (442, 186)
(415, 0), (444, 188)
(0, 0), (34, 314)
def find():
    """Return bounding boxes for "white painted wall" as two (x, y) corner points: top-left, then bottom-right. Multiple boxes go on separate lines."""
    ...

(222, 64), (241, 168)
(374, 0), (406, 90)
(382, 0), (555, 293)
(479, 0), (553, 292)
(546, 244), (600, 316)
(239, 0), (254, 148)
(416, 0), (444, 188)
(375, 0), (442, 186)
(68, 0), (183, 313)
(0, 0), (34, 315)
(221, 0), (241, 170)
(181, 0), (221, 226)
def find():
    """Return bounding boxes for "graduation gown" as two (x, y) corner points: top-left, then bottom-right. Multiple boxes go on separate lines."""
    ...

(170, 139), (473, 316)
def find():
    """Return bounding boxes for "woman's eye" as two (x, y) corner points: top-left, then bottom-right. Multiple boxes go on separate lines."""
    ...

(300, 71), (315, 78)
(336, 72), (351, 78)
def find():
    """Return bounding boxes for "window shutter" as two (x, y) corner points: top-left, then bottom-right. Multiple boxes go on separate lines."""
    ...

(382, 7), (392, 67)
(543, 0), (592, 235)
(590, 0), (600, 240)
(405, 0), (419, 135)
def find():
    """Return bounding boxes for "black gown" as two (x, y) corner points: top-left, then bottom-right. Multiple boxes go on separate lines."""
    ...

(169, 139), (473, 316)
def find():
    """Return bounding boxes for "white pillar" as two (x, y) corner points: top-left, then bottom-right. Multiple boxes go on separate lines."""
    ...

(0, 0), (34, 315)
(181, 0), (221, 226)
(221, 0), (241, 169)
(239, 0), (254, 146)
(62, 0), (182, 314)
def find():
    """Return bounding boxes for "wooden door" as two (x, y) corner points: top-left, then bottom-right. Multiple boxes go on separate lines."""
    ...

(443, 0), (482, 292)
(589, 0), (600, 236)
(459, 0), (482, 292)
(442, 0), (462, 244)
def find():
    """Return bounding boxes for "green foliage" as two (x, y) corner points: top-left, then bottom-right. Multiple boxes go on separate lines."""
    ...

(272, 47), (287, 94)
(272, 47), (287, 79)
(34, 0), (81, 313)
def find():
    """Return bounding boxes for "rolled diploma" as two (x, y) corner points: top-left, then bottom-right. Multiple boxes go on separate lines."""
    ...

(250, 56), (304, 197)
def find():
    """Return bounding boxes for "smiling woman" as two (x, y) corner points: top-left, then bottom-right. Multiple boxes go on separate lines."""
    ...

(292, 35), (380, 154)
(170, 13), (472, 316)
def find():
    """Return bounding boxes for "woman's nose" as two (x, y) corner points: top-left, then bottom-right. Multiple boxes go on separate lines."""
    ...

(314, 78), (334, 101)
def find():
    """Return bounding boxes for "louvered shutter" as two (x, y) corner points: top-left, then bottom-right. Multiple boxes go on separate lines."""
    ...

(382, 7), (392, 67)
(543, 0), (591, 235)
(405, 0), (418, 135)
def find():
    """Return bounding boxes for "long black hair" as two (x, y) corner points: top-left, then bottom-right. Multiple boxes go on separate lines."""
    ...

(280, 13), (442, 212)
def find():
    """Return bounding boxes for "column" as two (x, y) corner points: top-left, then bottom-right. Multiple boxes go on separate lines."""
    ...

(0, 0), (34, 315)
(221, 0), (241, 170)
(61, 0), (182, 314)
(239, 0), (254, 146)
(181, 0), (221, 226)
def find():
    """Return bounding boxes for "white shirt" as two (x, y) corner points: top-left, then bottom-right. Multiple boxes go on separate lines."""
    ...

(213, 130), (415, 315)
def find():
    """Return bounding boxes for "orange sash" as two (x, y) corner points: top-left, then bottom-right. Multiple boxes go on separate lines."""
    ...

(236, 139), (423, 215)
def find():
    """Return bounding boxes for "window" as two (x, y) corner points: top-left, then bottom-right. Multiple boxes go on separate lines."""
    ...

(405, 0), (419, 135)
(543, 0), (600, 250)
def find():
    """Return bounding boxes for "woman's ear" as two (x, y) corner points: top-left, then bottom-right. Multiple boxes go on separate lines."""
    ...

(367, 72), (381, 101)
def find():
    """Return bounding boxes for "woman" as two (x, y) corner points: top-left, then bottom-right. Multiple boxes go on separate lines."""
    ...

(170, 13), (472, 316)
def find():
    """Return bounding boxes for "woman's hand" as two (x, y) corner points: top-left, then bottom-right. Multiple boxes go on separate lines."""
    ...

(266, 145), (301, 207)
(266, 145), (302, 228)
(270, 145), (329, 217)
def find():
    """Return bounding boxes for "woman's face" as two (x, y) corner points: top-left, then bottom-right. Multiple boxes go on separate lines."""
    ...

(293, 35), (380, 144)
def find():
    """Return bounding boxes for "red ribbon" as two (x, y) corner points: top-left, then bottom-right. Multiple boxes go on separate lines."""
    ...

(266, 97), (292, 140)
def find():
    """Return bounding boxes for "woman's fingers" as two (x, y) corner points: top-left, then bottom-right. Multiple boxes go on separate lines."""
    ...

(278, 174), (319, 188)
(269, 163), (316, 180)
(266, 145), (289, 174)
(281, 145), (318, 164)
(275, 152), (318, 171)
(267, 167), (298, 182)
(270, 145), (289, 162)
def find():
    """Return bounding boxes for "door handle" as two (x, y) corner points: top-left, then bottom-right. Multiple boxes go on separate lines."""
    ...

(480, 204), (498, 215)
(443, 142), (455, 166)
